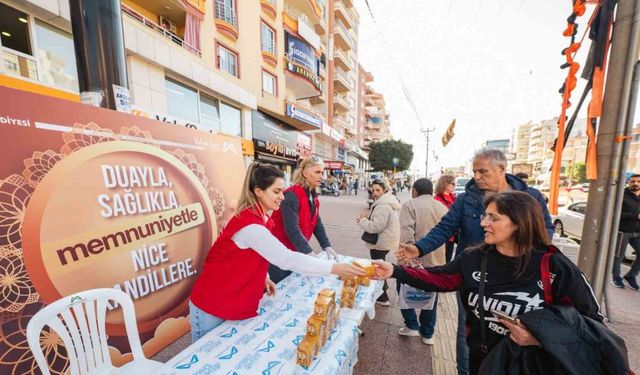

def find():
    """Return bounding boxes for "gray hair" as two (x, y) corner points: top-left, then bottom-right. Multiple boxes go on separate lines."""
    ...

(473, 148), (507, 168)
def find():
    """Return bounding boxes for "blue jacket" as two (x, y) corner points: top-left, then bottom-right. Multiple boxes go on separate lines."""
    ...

(416, 174), (555, 257)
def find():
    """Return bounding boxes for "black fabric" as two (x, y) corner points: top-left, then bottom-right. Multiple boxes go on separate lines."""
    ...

(392, 245), (603, 375)
(478, 251), (488, 353)
(361, 208), (379, 244)
(619, 188), (640, 233)
(479, 306), (631, 375)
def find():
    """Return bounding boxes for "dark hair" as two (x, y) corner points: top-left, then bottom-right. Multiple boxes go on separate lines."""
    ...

(631, 174), (640, 179)
(370, 179), (387, 192)
(515, 172), (529, 180)
(236, 162), (284, 213)
(413, 178), (433, 196)
(483, 191), (551, 277)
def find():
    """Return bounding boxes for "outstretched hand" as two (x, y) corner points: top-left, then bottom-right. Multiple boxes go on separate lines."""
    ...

(371, 260), (393, 279)
(331, 263), (367, 278)
(395, 243), (420, 261)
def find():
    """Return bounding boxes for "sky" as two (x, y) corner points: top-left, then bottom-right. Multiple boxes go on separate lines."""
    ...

(354, 0), (602, 176)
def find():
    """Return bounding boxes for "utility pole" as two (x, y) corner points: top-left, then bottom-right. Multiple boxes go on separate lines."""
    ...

(578, 0), (640, 303)
(421, 127), (435, 178)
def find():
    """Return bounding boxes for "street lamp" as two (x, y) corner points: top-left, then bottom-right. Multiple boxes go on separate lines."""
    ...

(392, 157), (399, 190)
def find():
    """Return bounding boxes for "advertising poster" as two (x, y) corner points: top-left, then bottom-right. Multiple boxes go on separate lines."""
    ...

(0, 86), (245, 374)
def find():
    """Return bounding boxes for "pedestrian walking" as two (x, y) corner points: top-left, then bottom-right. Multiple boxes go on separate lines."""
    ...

(394, 148), (554, 375)
(269, 157), (341, 283)
(611, 173), (640, 290)
(356, 179), (400, 306)
(397, 178), (448, 344)
(353, 178), (359, 196)
(380, 192), (607, 375)
(434, 174), (457, 262)
(189, 162), (365, 341)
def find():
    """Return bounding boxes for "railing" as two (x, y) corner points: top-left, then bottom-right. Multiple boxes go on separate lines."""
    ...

(261, 39), (276, 55)
(334, 67), (351, 88)
(121, 4), (201, 56)
(215, 0), (238, 28)
(334, 20), (356, 49)
(2, 47), (38, 80)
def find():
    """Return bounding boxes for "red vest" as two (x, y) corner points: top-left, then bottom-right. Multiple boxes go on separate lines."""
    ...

(271, 184), (319, 251)
(190, 207), (273, 320)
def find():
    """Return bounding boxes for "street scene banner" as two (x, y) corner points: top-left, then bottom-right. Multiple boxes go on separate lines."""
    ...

(0, 86), (245, 374)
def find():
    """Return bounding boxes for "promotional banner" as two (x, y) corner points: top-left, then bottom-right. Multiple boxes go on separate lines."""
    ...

(0, 86), (245, 374)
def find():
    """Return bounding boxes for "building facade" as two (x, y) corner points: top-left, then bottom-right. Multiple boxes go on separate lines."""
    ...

(0, 0), (378, 183)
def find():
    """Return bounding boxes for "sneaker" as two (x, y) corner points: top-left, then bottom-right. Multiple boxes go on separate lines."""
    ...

(611, 276), (625, 288)
(398, 327), (420, 337)
(623, 274), (640, 291)
(421, 337), (434, 345)
(376, 300), (391, 306)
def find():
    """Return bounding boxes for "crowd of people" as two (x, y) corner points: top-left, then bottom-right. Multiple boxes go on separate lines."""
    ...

(188, 148), (633, 375)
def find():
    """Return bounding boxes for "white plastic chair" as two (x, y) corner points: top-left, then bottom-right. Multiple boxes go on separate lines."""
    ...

(27, 288), (162, 375)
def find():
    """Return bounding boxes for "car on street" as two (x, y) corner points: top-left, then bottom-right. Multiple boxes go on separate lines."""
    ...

(566, 183), (590, 193)
(552, 201), (636, 261)
(454, 177), (469, 195)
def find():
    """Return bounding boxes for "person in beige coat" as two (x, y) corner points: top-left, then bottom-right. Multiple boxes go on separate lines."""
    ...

(397, 178), (447, 344)
(357, 180), (400, 305)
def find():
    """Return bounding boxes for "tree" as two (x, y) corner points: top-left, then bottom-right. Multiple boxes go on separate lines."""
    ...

(368, 139), (414, 173)
(566, 161), (587, 184)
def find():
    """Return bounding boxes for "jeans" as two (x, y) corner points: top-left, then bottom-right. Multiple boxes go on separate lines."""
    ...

(456, 292), (469, 375)
(189, 301), (225, 343)
(612, 232), (640, 278)
(396, 282), (438, 338)
(370, 249), (389, 301)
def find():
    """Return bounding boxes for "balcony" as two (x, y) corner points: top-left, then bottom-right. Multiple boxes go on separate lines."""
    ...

(333, 67), (351, 92)
(261, 0), (277, 19)
(215, 0), (239, 40)
(121, 3), (201, 56)
(334, 1), (353, 29)
(340, 0), (353, 8)
(287, 0), (324, 26)
(333, 48), (351, 72)
(333, 94), (350, 112)
(334, 20), (353, 51)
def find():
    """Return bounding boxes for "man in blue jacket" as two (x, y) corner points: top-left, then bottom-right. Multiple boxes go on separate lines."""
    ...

(396, 148), (554, 375)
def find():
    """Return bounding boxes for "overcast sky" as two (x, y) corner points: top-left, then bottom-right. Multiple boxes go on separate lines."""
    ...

(354, 0), (604, 175)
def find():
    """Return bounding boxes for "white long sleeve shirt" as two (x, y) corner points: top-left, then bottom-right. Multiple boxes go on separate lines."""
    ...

(232, 224), (333, 276)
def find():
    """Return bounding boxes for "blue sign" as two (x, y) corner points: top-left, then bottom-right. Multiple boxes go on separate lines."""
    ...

(285, 103), (322, 129)
(337, 147), (346, 162)
(286, 32), (321, 90)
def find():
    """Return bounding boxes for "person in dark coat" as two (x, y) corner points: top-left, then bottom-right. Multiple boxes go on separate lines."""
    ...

(376, 191), (601, 375)
(611, 174), (640, 290)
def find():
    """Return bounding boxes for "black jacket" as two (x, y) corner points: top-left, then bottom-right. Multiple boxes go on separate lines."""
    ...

(479, 306), (632, 375)
(619, 188), (640, 233)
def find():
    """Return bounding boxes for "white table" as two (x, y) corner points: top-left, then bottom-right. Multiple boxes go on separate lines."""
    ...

(158, 257), (383, 375)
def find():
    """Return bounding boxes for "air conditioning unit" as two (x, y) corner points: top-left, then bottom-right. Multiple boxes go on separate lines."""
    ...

(159, 16), (177, 34)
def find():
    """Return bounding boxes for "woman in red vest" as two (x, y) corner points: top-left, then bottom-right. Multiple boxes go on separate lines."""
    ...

(189, 162), (364, 342)
(434, 175), (457, 262)
(269, 157), (339, 283)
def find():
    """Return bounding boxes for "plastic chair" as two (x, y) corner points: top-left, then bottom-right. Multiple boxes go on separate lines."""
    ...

(26, 288), (162, 375)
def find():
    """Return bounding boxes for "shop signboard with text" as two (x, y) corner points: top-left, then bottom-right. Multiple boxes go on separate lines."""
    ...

(285, 32), (321, 91)
(0, 86), (245, 374)
(252, 111), (298, 160)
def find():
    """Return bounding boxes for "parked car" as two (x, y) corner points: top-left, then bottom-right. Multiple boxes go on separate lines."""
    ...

(566, 183), (590, 193)
(552, 202), (636, 261)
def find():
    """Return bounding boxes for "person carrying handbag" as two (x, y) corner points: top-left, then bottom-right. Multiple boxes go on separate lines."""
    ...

(357, 179), (400, 305)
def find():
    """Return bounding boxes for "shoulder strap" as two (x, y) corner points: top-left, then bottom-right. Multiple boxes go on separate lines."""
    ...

(479, 251), (488, 353)
(541, 246), (557, 305)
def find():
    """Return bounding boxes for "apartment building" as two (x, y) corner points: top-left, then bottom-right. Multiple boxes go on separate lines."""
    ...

(0, 0), (372, 182)
(361, 77), (392, 149)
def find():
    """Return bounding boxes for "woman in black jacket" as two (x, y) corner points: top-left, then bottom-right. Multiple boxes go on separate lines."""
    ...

(375, 191), (603, 375)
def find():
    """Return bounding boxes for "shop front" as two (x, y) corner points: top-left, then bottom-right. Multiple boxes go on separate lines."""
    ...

(252, 110), (299, 185)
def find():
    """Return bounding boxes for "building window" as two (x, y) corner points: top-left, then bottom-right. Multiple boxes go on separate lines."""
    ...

(262, 70), (276, 95)
(34, 20), (78, 92)
(220, 102), (241, 137)
(165, 77), (199, 123)
(0, 3), (36, 80)
(217, 43), (238, 77)
(199, 94), (221, 132)
(260, 22), (276, 54)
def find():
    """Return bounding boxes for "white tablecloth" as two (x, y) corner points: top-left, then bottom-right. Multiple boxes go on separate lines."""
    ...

(158, 256), (383, 375)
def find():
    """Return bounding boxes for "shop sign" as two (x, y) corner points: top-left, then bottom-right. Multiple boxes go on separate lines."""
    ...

(337, 147), (346, 162)
(286, 32), (321, 90)
(252, 111), (298, 159)
(329, 127), (345, 145)
(297, 132), (312, 159)
(286, 102), (322, 129)
(324, 161), (344, 170)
